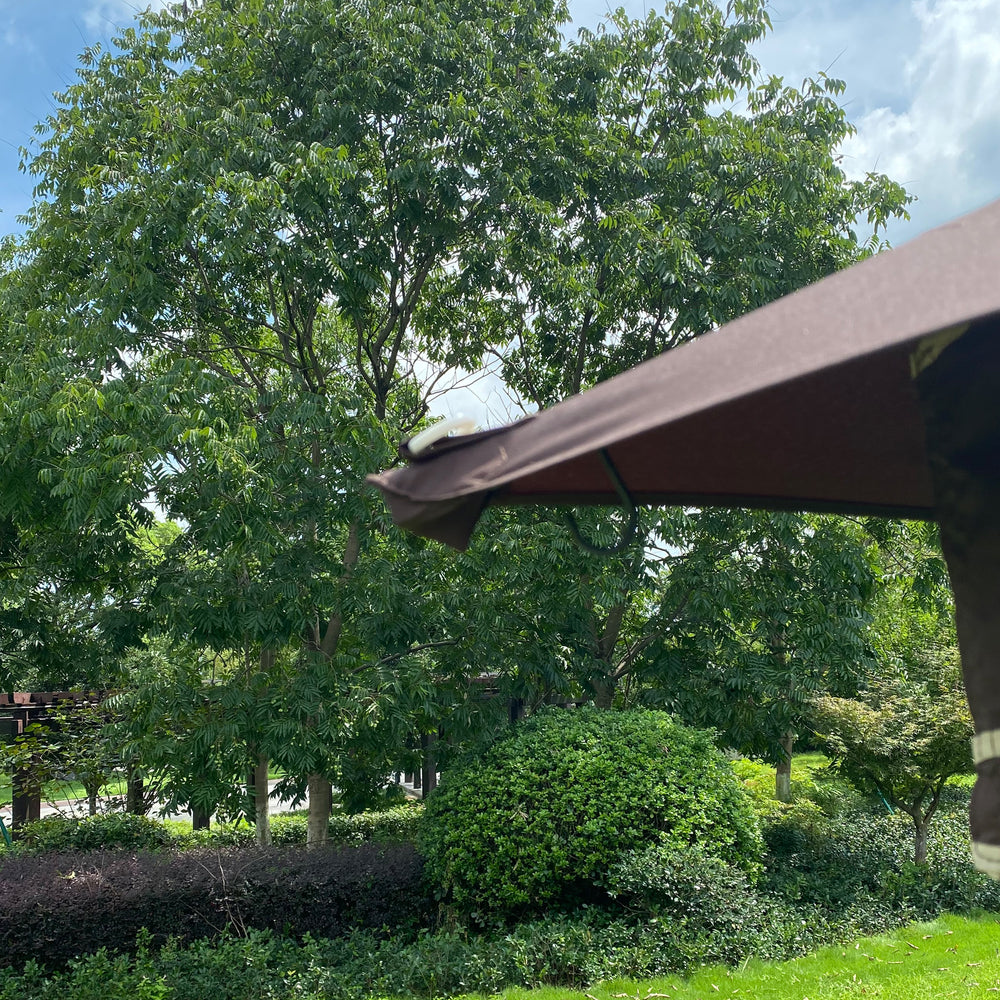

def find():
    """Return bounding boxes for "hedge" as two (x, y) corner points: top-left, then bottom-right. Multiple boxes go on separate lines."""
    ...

(0, 843), (430, 969)
(7, 804), (423, 855)
(2, 794), (999, 992)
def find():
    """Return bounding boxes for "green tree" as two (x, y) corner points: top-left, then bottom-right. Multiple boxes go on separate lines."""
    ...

(812, 665), (972, 865)
(3, 0), (564, 839)
(0, 697), (119, 818)
(442, 1), (908, 726)
(0, 0), (910, 837)
(812, 527), (972, 865)
(651, 509), (879, 800)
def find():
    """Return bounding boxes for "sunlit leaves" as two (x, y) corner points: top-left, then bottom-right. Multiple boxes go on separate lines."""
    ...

(0, 0), (915, 812)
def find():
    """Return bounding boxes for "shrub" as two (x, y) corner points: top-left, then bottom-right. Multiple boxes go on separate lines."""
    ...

(757, 785), (1000, 925)
(420, 707), (762, 919)
(12, 804), (424, 856)
(599, 842), (830, 967)
(0, 843), (430, 969)
(605, 842), (753, 920)
(731, 756), (863, 828)
(165, 805), (423, 850)
(11, 814), (172, 854)
(327, 804), (422, 845)
(162, 821), (256, 850)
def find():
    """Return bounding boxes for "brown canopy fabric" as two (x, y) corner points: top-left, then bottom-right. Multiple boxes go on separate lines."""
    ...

(367, 198), (1000, 875)
(369, 198), (1000, 549)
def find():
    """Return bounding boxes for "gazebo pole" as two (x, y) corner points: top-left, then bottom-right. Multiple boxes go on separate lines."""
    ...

(915, 317), (1000, 875)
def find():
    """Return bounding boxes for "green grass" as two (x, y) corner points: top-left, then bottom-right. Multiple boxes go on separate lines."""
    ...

(1, 768), (287, 807)
(0, 777), (129, 807)
(793, 750), (975, 789)
(794, 750), (835, 774)
(468, 914), (1000, 1000)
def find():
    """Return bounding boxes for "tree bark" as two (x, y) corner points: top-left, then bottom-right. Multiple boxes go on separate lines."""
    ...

(11, 767), (40, 832)
(589, 601), (625, 709)
(192, 805), (211, 831)
(305, 517), (360, 841)
(307, 773), (332, 847)
(775, 732), (795, 803)
(914, 819), (929, 865)
(420, 733), (437, 796)
(250, 752), (271, 847)
(248, 648), (276, 847)
(591, 677), (615, 710)
(126, 769), (145, 815)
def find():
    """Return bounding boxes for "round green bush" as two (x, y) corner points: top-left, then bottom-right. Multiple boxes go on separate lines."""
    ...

(419, 707), (763, 918)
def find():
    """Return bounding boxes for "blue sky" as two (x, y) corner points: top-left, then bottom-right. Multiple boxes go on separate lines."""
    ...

(2, 0), (999, 247)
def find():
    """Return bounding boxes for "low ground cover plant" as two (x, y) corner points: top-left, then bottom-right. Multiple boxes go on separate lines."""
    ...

(0, 907), (996, 999)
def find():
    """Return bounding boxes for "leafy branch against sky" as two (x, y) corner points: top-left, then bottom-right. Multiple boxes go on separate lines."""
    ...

(3, 1), (998, 240)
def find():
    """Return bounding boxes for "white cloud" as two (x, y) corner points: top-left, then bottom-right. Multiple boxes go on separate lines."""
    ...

(754, 0), (920, 115)
(2, 16), (35, 52)
(838, 0), (1000, 241)
(570, 1), (1000, 243)
(83, 0), (170, 34)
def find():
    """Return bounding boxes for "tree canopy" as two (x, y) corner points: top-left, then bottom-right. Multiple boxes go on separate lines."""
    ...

(0, 0), (914, 827)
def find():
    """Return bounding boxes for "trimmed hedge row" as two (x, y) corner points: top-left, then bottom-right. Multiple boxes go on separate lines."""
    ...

(170, 805), (424, 849)
(0, 843), (430, 970)
(10, 814), (173, 854)
(8, 805), (423, 855)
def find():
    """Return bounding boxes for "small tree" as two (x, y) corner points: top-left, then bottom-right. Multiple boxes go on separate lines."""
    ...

(654, 509), (879, 801)
(812, 659), (972, 864)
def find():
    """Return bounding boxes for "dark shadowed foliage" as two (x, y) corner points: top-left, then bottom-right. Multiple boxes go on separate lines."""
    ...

(0, 844), (430, 969)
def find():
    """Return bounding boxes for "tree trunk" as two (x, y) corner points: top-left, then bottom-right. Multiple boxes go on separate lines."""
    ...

(591, 677), (615, 710)
(420, 733), (437, 796)
(775, 732), (795, 803)
(914, 818), (929, 864)
(589, 600), (625, 710)
(87, 784), (98, 816)
(251, 753), (271, 847)
(249, 651), (276, 846)
(11, 767), (40, 832)
(126, 770), (145, 814)
(192, 805), (211, 830)
(306, 773), (332, 847)
(304, 519), (359, 847)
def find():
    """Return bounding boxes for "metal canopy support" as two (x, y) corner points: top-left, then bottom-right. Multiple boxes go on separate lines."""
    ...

(915, 317), (1000, 873)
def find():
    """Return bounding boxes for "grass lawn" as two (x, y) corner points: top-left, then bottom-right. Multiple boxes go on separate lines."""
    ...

(0, 768), (288, 807)
(0, 777), (129, 807)
(794, 750), (835, 774)
(474, 914), (1000, 1000)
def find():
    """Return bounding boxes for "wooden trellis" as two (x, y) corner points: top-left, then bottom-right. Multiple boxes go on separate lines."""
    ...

(0, 691), (107, 832)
